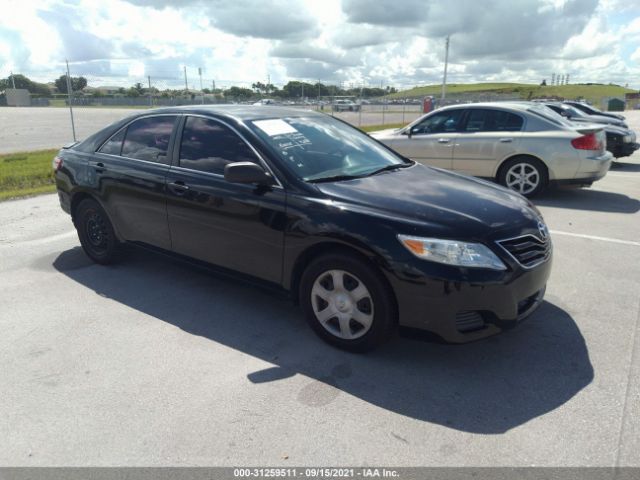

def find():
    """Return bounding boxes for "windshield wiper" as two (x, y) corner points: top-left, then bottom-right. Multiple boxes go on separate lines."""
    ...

(365, 163), (412, 177)
(307, 162), (412, 183)
(307, 174), (364, 183)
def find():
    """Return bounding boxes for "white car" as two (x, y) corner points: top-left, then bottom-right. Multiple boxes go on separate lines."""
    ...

(371, 102), (613, 196)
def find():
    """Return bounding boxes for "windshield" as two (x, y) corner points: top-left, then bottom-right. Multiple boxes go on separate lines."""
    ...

(527, 104), (574, 127)
(248, 116), (410, 182)
(562, 105), (585, 117)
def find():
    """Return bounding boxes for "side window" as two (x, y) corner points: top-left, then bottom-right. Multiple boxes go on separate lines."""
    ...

(411, 110), (463, 135)
(179, 116), (259, 175)
(121, 116), (176, 163)
(463, 110), (524, 132)
(98, 128), (125, 155)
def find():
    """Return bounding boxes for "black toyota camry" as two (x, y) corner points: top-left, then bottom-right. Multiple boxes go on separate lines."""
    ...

(53, 106), (552, 352)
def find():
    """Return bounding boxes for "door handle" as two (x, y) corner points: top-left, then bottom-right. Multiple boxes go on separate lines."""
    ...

(499, 138), (513, 143)
(437, 138), (450, 143)
(168, 181), (190, 195)
(89, 161), (106, 172)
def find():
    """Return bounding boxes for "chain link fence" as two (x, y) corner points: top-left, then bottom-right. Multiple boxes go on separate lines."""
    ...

(3, 66), (634, 142)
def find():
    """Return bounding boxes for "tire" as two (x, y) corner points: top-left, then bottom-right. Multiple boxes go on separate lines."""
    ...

(498, 156), (548, 197)
(75, 198), (120, 265)
(299, 252), (396, 352)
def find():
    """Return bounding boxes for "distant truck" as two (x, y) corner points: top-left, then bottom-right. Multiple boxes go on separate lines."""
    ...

(332, 99), (360, 112)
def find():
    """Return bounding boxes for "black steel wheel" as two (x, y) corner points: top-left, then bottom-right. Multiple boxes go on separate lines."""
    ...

(75, 198), (120, 265)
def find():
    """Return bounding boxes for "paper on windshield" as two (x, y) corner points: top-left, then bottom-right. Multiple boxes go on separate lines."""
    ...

(253, 119), (298, 136)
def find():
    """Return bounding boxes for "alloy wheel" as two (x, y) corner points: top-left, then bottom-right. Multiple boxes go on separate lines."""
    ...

(505, 163), (540, 195)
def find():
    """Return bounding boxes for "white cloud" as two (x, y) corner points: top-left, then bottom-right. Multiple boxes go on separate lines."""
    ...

(0, 0), (638, 89)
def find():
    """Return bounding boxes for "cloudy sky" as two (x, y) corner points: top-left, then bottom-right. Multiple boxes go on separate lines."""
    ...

(1, 0), (639, 90)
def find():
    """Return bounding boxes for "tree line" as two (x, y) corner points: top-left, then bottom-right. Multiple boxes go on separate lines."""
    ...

(1, 74), (397, 100)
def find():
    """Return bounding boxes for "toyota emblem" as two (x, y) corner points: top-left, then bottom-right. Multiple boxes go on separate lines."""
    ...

(538, 221), (549, 240)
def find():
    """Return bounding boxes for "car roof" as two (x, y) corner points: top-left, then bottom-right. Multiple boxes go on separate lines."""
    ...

(136, 105), (324, 122)
(437, 102), (539, 112)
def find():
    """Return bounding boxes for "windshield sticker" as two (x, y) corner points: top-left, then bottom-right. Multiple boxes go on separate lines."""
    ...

(253, 119), (298, 136)
(276, 132), (312, 151)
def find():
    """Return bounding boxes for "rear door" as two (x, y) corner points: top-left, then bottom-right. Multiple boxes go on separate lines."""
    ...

(93, 115), (178, 249)
(388, 109), (464, 169)
(165, 115), (286, 284)
(452, 109), (523, 177)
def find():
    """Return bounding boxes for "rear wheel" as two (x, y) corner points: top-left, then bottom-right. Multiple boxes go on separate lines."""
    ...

(75, 198), (120, 265)
(300, 253), (396, 352)
(498, 157), (548, 197)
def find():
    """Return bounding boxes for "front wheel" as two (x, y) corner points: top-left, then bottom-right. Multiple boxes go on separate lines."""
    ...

(300, 253), (396, 352)
(75, 198), (120, 265)
(498, 157), (548, 197)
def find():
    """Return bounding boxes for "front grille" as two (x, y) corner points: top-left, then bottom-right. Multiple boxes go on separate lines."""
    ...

(497, 234), (551, 268)
(455, 311), (485, 333)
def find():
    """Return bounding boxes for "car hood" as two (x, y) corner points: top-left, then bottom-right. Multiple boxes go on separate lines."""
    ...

(315, 164), (540, 240)
(600, 123), (633, 136)
(571, 114), (625, 127)
(369, 128), (401, 138)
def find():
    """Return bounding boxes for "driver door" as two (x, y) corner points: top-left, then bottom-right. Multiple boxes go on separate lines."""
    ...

(165, 115), (286, 284)
(389, 109), (465, 169)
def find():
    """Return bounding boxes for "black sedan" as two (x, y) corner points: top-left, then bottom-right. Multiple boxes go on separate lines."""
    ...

(544, 102), (628, 128)
(544, 102), (638, 158)
(53, 106), (552, 351)
(563, 100), (625, 121)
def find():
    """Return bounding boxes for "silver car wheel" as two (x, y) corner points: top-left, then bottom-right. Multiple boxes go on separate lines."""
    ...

(505, 163), (540, 195)
(311, 269), (374, 340)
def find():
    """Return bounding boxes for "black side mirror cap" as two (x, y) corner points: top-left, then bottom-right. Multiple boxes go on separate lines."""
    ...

(224, 162), (274, 185)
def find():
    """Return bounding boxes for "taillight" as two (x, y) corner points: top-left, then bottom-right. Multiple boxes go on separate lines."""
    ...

(571, 133), (601, 150)
(53, 156), (63, 171)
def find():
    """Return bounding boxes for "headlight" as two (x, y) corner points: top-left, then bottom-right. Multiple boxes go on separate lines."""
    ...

(398, 235), (506, 270)
(623, 135), (632, 143)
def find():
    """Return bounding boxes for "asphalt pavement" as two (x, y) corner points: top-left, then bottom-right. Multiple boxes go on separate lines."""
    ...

(0, 105), (422, 154)
(0, 113), (638, 466)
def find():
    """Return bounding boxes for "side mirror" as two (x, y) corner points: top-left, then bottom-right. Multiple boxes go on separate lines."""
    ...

(407, 127), (414, 138)
(224, 162), (274, 185)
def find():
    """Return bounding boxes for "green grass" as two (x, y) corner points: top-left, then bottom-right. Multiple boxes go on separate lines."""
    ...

(360, 123), (407, 132)
(388, 83), (636, 105)
(0, 149), (59, 201)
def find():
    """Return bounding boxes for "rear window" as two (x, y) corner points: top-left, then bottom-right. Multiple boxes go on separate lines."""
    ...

(98, 128), (125, 155)
(527, 105), (573, 127)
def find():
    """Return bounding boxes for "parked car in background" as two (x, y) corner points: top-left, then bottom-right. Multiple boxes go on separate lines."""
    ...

(371, 102), (613, 197)
(253, 98), (280, 106)
(595, 123), (638, 159)
(53, 106), (551, 351)
(543, 102), (628, 128)
(542, 102), (638, 158)
(564, 100), (625, 121)
(332, 99), (360, 112)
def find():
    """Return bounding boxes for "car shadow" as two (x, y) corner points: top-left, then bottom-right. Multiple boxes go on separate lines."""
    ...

(52, 246), (593, 435)
(535, 187), (640, 213)
(611, 161), (640, 172)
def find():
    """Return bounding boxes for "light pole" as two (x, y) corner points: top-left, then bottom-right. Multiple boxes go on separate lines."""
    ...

(65, 60), (76, 142)
(441, 35), (450, 102)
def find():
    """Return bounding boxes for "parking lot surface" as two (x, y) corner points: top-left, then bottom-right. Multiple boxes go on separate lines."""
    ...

(0, 115), (639, 467)
(0, 106), (422, 154)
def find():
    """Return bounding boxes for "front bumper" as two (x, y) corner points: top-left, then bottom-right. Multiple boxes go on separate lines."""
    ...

(612, 142), (639, 158)
(387, 253), (552, 343)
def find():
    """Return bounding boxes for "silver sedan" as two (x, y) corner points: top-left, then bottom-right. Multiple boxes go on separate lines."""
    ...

(371, 102), (613, 197)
